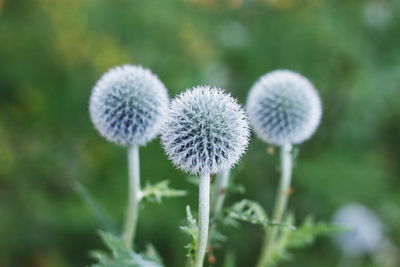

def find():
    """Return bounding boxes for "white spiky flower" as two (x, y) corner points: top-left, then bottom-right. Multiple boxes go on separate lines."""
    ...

(332, 203), (384, 256)
(246, 70), (322, 145)
(161, 86), (250, 175)
(89, 65), (169, 146)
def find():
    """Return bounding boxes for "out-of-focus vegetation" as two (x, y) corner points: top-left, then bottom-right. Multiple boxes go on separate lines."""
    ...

(0, 0), (399, 266)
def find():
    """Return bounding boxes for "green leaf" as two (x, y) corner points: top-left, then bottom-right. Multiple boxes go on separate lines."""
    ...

(229, 183), (246, 195)
(179, 206), (198, 260)
(144, 244), (164, 265)
(287, 216), (342, 248)
(266, 215), (342, 266)
(223, 251), (237, 267)
(90, 231), (163, 267)
(141, 180), (186, 203)
(186, 175), (199, 186)
(73, 182), (117, 233)
(208, 227), (227, 249)
(225, 199), (295, 229)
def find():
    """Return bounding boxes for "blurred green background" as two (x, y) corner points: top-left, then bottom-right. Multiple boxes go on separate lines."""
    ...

(0, 0), (399, 266)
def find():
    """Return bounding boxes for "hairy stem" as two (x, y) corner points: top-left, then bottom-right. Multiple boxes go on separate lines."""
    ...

(123, 145), (141, 250)
(194, 173), (211, 267)
(256, 143), (293, 267)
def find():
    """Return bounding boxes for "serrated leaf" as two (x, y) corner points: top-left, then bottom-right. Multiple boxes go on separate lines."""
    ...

(90, 231), (163, 267)
(141, 180), (186, 203)
(226, 199), (295, 229)
(179, 206), (198, 260)
(287, 216), (342, 248)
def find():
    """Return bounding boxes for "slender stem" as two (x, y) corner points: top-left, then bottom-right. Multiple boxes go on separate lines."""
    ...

(123, 145), (141, 250)
(205, 169), (231, 264)
(194, 173), (211, 267)
(256, 143), (293, 267)
(211, 169), (230, 217)
(208, 169), (230, 244)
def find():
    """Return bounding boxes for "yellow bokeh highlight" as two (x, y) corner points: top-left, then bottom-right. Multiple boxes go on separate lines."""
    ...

(38, 0), (129, 72)
(179, 24), (215, 64)
(0, 0), (4, 13)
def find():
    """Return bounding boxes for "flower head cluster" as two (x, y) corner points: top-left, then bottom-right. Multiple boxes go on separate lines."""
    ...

(89, 65), (169, 146)
(246, 70), (322, 145)
(161, 86), (250, 175)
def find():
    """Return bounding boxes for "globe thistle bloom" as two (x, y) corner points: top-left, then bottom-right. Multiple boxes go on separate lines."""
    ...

(161, 86), (250, 175)
(332, 203), (384, 256)
(246, 70), (322, 145)
(363, 1), (393, 31)
(89, 65), (169, 146)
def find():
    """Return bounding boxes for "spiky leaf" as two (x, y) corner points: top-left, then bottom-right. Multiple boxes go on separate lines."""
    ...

(266, 215), (342, 266)
(141, 180), (186, 203)
(225, 199), (294, 228)
(90, 231), (163, 267)
(179, 206), (198, 260)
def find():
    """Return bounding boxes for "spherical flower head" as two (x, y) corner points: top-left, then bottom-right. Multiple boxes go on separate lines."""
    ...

(332, 203), (383, 256)
(89, 65), (169, 146)
(246, 70), (322, 145)
(161, 86), (250, 175)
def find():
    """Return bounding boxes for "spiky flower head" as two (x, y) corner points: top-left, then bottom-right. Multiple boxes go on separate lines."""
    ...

(246, 70), (322, 146)
(89, 65), (169, 146)
(161, 86), (250, 175)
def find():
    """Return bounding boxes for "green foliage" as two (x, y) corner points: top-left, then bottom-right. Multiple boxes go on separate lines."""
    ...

(179, 206), (198, 260)
(90, 232), (163, 267)
(287, 216), (343, 248)
(223, 251), (237, 267)
(266, 214), (342, 266)
(141, 180), (186, 203)
(1, 0), (400, 266)
(228, 182), (246, 195)
(143, 244), (164, 266)
(225, 199), (295, 229)
(186, 175), (199, 186)
(73, 182), (117, 233)
(208, 227), (228, 249)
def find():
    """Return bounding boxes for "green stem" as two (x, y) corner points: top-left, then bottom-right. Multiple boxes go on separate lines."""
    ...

(211, 169), (230, 217)
(205, 169), (231, 263)
(194, 173), (211, 267)
(256, 143), (293, 267)
(123, 145), (141, 250)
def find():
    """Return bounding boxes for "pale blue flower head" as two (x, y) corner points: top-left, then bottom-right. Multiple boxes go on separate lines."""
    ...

(246, 70), (322, 146)
(89, 65), (169, 146)
(161, 86), (250, 175)
(332, 203), (384, 256)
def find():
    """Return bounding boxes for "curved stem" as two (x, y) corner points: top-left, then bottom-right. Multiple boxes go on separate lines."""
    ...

(256, 143), (293, 267)
(194, 173), (211, 267)
(123, 145), (141, 250)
